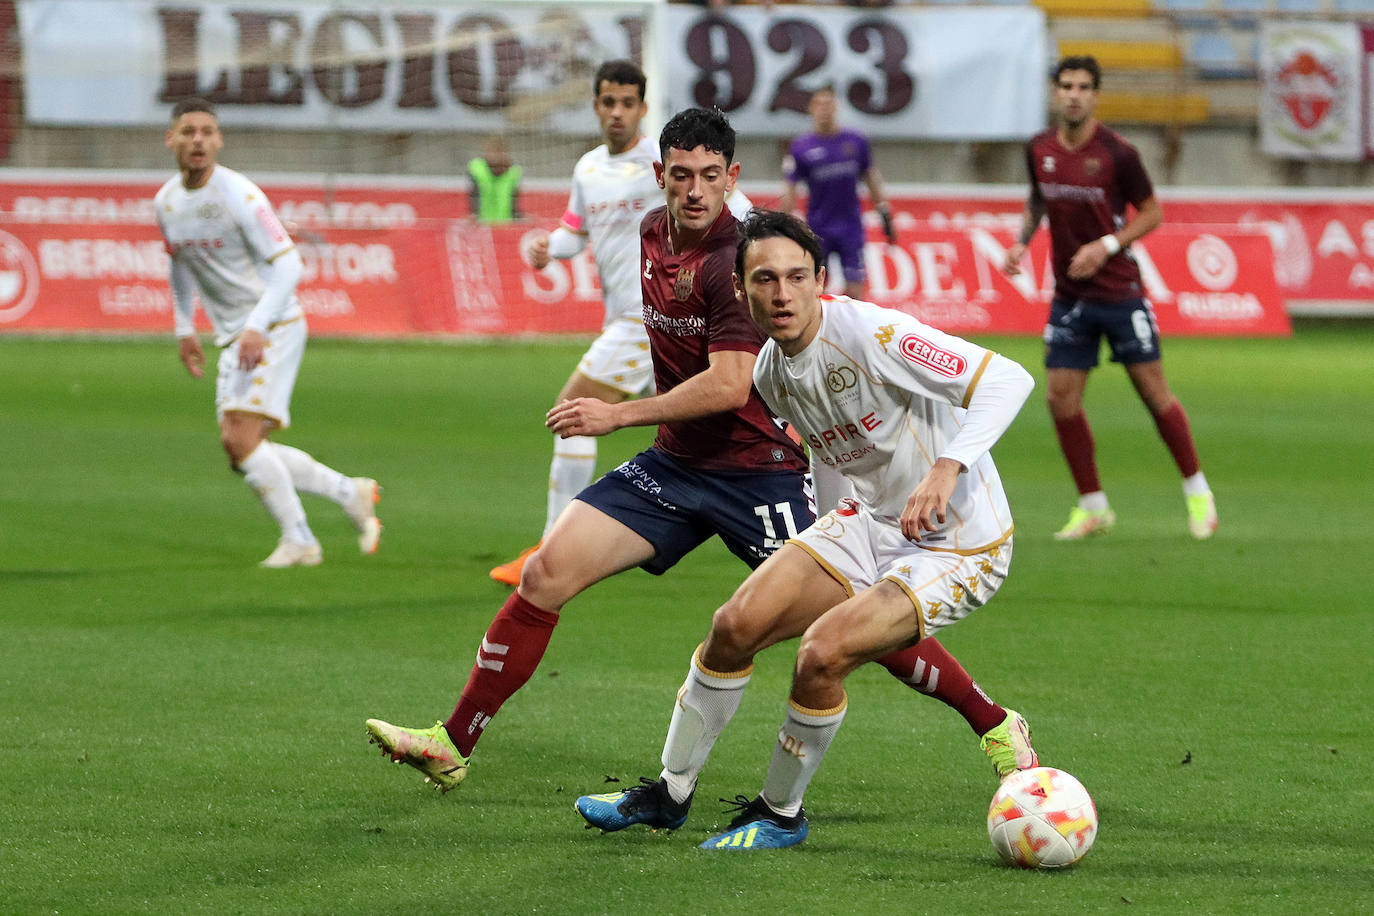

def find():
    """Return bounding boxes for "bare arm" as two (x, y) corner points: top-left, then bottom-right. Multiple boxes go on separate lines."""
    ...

(1067, 194), (1162, 281)
(525, 226), (587, 269)
(863, 166), (887, 209)
(1001, 196), (1047, 277)
(169, 258), (205, 378)
(864, 166), (896, 245)
(547, 348), (756, 438)
(779, 179), (799, 216)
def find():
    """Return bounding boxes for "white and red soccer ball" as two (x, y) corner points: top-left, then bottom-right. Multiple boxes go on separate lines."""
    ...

(987, 766), (1098, 869)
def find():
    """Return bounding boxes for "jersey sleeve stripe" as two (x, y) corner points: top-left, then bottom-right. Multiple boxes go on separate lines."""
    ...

(264, 244), (297, 264)
(961, 350), (995, 409)
(560, 209), (583, 232)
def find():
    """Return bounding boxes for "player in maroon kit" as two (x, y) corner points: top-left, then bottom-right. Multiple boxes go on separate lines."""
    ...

(364, 109), (1032, 797)
(1003, 55), (1217, 541)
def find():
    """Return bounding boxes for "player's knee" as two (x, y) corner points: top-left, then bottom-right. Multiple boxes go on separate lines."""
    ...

(219, 431), (253, 469)
(515, 547), (573, 611)
(1045, 388), (1080, 419)
(794, 628), (853, 688)
(1143, 391), (1178, 417)
(708, 597), (769, 661)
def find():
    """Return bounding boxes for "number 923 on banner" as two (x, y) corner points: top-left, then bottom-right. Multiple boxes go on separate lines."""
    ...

(659, 5), (1048, 141)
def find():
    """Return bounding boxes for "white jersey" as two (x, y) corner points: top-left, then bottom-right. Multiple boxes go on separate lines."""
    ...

(753, 296), (1031, 553)
(560, 136), (753, 327)
(154, 164), (301, 346)
(561, 136), (661, 326)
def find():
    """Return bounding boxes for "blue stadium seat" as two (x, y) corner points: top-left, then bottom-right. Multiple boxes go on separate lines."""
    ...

(1186, 30), (1256, 79)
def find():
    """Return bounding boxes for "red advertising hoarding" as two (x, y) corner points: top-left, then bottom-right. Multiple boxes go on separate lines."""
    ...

(0, 174), (1328, 338)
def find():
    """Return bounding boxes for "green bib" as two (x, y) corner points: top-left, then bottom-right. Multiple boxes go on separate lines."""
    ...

(468, 158), (521, 223)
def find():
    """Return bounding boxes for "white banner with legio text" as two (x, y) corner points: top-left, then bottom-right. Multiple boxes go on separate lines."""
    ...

(658, 5), (1048, 140)
(17, 0), (647, 131)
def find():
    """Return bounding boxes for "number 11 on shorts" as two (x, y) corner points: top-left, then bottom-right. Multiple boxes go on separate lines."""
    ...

(754, 502), (801, 550)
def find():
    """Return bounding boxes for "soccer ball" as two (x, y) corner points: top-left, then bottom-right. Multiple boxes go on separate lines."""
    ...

(987, 766), (1097, 869)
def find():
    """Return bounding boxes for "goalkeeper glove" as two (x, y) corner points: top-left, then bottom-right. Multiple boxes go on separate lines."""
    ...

(877, 202), (896, 245)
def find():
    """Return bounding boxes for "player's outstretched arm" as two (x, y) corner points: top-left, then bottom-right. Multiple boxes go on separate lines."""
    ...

(546, 348), (754, 438)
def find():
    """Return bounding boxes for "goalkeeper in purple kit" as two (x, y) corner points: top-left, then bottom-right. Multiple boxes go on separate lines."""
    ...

(780, 85), (896, 300)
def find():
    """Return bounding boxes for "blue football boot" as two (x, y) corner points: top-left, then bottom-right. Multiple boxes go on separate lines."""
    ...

(576, 777), (692, 832)
(700, 795), (808, 850)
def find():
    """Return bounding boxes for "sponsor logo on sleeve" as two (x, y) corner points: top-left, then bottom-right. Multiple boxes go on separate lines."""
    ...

(898, 334), (967, 377)
(255, 206), (290, 244)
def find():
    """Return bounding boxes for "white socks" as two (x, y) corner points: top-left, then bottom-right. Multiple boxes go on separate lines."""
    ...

(659, 648), (752, 804)
(271, 443), (355, 505)
(545, 435), (597, 536)
(1183, 471), (1211, 497)
(1078, 490), (1110, 513)
(760, 697), (847, 818)
(239, 443), (316, 545)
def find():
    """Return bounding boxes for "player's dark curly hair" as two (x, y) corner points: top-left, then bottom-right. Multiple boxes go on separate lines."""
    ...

(735, 209), (824, 279)
(659, 107), (735, 165)
(170, 96), (217, 123)
(1054, 55), (1101, 89)
(594, 60), (645, 99)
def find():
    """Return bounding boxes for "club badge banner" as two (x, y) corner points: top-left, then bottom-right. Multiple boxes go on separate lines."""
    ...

(1260, 20), (1369, 161)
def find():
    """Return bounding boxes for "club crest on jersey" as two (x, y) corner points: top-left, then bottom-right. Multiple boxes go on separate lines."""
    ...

(1042, 156), (1055, 173)
(898, 334), (967, 377)
(673, 267), (695, 301)
(197, 202), (222, 220)
(1084, 157), (1101, 175)
(825, 364), (858, 392)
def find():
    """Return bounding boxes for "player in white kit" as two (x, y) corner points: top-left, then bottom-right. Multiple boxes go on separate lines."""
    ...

(156, 97), (381, 568)
(490, 61), (752, 585)
(576, 211), (1038, 849)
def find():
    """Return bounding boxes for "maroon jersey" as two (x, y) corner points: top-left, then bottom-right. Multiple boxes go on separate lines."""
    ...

(639, 205), (807, 474)
(1025, 124), (1155, 303)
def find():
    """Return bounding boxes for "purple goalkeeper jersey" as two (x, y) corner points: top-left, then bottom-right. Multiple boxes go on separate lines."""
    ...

(784, 129), (871, 242)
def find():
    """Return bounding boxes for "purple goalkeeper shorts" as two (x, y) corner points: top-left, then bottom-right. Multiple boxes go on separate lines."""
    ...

(818, 225), (867, 286)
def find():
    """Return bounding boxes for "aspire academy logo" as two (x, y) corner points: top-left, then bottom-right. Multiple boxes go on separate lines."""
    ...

(898, 334), (966, 378)
(0, 231), (41, 324)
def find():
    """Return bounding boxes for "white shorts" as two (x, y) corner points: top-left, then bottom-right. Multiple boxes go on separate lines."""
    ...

(789, 499), (1013, 639)
(215, 316), (307, 429)
(577, 318), (654, 396)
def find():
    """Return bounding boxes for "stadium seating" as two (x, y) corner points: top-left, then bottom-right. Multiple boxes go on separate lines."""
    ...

(1043, 3), (1211, 125)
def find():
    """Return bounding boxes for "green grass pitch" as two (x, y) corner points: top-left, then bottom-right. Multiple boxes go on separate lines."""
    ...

(1, 327), (1370, 913)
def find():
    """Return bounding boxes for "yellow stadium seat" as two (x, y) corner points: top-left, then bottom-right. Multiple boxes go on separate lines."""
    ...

(1095, 91), (1211, 124)
(1035, 0), (1154, 16)
(1057, 40), (1184, 70)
